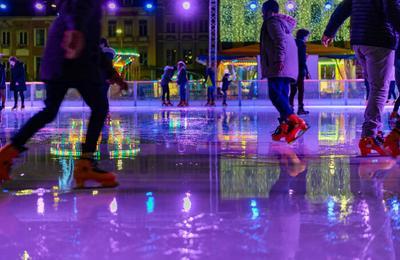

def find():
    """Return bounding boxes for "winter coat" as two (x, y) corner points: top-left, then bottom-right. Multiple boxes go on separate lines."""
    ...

(296, 39), (309, 78)
(40, 0), (102, 83)
(0, 64), (5, 89)
(222, 76), (231, 91)
(260, 14), (299, 81)
(177, 68), (188, 86)
(10, 62), (27, 92)
(161, 67), (175, 86)
(324, 0), (398, 50)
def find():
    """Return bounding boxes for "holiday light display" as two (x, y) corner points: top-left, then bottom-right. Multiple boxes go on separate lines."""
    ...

(220, 0), (350, 43)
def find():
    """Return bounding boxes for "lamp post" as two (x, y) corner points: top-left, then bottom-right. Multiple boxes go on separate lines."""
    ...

(116, 28), (123, 49)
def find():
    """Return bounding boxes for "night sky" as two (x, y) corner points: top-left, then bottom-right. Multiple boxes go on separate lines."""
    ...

(1, 0), (58, 16)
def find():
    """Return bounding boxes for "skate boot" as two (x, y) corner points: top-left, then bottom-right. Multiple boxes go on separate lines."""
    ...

(205, 99), (211, 106)
(183, 101), (189, 107)
(272, 122), (289, 142)
(166, 101), (173, 106)
(177, 100), (185, 107)
(297, 107), (309, 115)
(384, 126), (400, 157)
(21, 104), (25, 111)
(11, 105), (17, 111)
(222, 102), (228, 106)
(74, 158), (118, 189)
(359, 136), (387, 157)
(390, 111), (400, 121)
(0, 144), (22, 182)
(162, 101), (168, 106)
(286, 114), (309, 144)
(209, 100), (216, 107)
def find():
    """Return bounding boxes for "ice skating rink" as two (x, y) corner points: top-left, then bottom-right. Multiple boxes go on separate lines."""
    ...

(0, 106), (399, 259)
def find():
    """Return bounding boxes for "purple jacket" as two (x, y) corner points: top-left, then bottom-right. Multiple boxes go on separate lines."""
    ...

(260, 14), (299, 81)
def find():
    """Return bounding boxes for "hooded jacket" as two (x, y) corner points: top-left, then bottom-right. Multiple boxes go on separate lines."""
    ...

(10, 61), (27, 92)
(260, 14), (299, 81)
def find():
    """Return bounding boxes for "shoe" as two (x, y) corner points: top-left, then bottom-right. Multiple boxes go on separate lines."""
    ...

(74, 159), (118, 189)
(205, 99), (211, 106)
(0, 144), (22, 182)
(184, 101), (189, 107)
(166, 101), (173, 106)
(286, 114), (309, 144)
(11, 106), (17, 111)
(222, 102), (228, 106)
(297, 107), (309, 115)
(359, 136), (387, 157)
(272, 122), (289, 141)
(210, 101), (216, 107)
(21, 105), (25, 110)
(177, 101), (185, 107)
(384, 128), (400, 157)
(390, 111), (399, 120)
(162, 102), (168, 106)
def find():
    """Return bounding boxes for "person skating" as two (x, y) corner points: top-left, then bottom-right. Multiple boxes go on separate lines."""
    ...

(160, 66), (175, 106)
(322, 0), (400, 156)
(0, 0), (122, 187)
(221, 73), (232, 106)
(177, 61), (188, 107)
(99, 38), (116, 122)
(9, 57), (26, 111)
(0, 57), (6, 111)
(290, 29), (311, 115)
(205, 67), (216, 106)
(260, 0), (309, 144)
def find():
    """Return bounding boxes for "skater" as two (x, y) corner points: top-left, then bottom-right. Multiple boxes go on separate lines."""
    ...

(322, 0), (400, 156)
(0, 0), (122, 187)
(260, 0), (309, 144)
(205, 67), (216, 106)
(9, 57), (26, 111)
(221, 73), (232, 106)
(177, 61), (188, 107)
(290, 29), (311, 115)
(160, 66), (175, 106)
(0, 58), (6, 111)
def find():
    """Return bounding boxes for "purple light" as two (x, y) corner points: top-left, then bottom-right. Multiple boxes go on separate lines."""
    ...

(285, 1), (296, 11)
(107, 1), (117, 11)
(182, 1), (191, 10)
(34, 2), (45, 11)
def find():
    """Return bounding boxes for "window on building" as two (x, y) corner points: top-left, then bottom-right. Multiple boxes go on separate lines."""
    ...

(35, 28), (46, 47)
(140, 51), (148, 66)
(166, 49), (177, 65)
(124, 20), (133, 37)
(18, 32), (28, 47)
(166, 23), (176, 33)
(183, 49), (193, 64)
(1, 32), (10, 47)
(139, 20), (148, 37)
(183, 22), (193, 33)
(199, 20), (208, 33)
(108, 21), (117, 37)
(35, 57), (42, 80)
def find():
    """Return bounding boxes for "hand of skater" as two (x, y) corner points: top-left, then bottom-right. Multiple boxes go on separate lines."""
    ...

(62, 30), (85, 59)
(321, 35), (333, 47)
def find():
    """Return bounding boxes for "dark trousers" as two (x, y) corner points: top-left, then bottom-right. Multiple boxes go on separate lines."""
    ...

(388, 81), (397, 100)
(179, 84), (186, 101)
(161, 84), (170, 102)
(207, 86), (215, 101)
(11, 82), (109, 154)
(13, 91), (24, 107)
(222, 90), (228, 103)
(289, 75), (305, 108)
(365, 79), (370, 100)
(268, 78), (294, 122)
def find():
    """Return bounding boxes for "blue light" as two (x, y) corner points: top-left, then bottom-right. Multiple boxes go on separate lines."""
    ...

(146, 192), (155, 214)
(249, 2), (257, 10)
(324, 1), (333, 10)
(0, 3), (7, 10)
(145, 3), (154, 10)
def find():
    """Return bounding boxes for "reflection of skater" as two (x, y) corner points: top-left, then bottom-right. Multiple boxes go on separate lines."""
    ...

(221, 73), (232, 106)
(160, 66), (175, 106)
(177, 61), (188, 107)
(323, 0), (400, 156)
(260, 0), (309, 144)
(9, 57), (26, 111)
(0, 58), (5, 111)
(0, 0), (121, 188)
(205, 67), (216, 106)
(290, 29), (310, 115)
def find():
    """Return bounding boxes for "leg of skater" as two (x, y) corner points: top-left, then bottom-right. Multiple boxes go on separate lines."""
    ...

(19, 91), (25, 110)
(289, 82), (297, 109)
(12, 91), (18, 111)
(297, 76), (309, 115)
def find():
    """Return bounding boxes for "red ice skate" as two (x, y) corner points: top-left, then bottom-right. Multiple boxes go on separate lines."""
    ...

(359, 136), (387, 157)
(285, 114), (309, 144)
(74, 159), (119, 189)
(384, 128), (400, 157)
(272, 122), (289, 142)
(0, 144), (21, 182)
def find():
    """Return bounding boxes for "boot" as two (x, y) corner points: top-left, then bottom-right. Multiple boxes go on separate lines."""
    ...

(222, 102), (228, 106)
(183, 101), (189, 107)
(297, 106), (309, 115)
(162, 101), (168, 106)
(11, 104), (17, 111)
(74, 158), (118, 189)
(384, 127), (400, 157)
(0, 144), (22, 182)
(210, 100), (216, 107)
(21, 104), (25, 111)
(272, 122), (289, 142)
(166, 101), (173, 106)
(205, 99), (211, 106)
(177, 100), (185, 107)
(286, 114), (309, 144)
(359, 136), (387, 157)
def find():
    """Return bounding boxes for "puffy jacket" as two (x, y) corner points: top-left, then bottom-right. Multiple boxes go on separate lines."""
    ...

(10, 62), (27, 92)
(324, 0), (398, 50)
(40, 0), (102, 83)
(260, 14), (299, 81)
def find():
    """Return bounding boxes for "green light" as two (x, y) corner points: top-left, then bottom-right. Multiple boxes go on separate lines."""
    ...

(220, 0), (350, 43)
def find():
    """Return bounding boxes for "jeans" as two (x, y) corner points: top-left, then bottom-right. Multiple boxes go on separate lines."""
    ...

(388, 81), (397, 100)
(222, 90), (228, 103)
(289, 75), (305, 108)
(207, 86), (215, 101)
(268, 78), (294, 122)
(13, 91), (24, 107)
(354, 45), (395, 137)
(161, 84), (170, 102)
(179, 84), (186, 101)
(11, 81), (109, 154)
(394, 59), (400, 112)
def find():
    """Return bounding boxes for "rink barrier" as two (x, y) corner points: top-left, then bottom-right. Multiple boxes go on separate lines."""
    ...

(3, 79), (374, 107)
